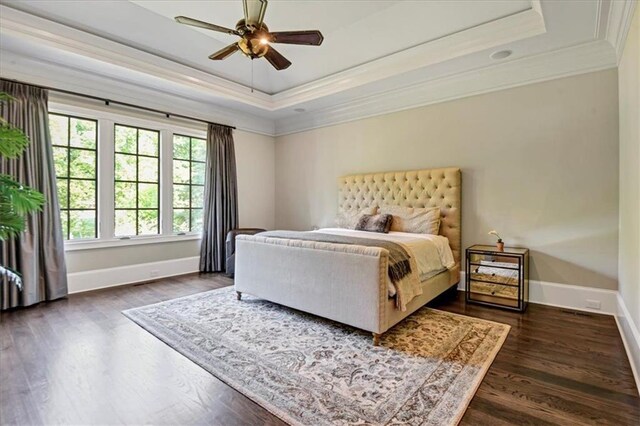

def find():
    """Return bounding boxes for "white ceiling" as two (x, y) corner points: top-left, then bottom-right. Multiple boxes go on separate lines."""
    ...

(0, 1), (634, 135)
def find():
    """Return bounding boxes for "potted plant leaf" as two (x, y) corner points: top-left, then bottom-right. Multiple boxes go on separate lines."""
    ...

(0, 93), (45, 289)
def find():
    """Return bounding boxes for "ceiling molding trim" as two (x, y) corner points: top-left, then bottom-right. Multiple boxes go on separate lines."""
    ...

(0, 5), (274, 110)
(274, 40), (617, 137)
(0, 4), (547, 111)
(271, 7), (546, 109)
(0, 50), (276, 136)
(604, 0), (637, 63)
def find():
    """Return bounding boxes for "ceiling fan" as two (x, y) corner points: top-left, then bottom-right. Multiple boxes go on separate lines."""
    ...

(175, 0), (324, 71)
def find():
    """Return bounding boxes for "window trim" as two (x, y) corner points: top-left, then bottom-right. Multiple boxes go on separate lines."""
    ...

(48, 102), (207, 251)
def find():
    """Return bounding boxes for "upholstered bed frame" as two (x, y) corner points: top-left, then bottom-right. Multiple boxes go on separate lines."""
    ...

(235, 167), (461, 344)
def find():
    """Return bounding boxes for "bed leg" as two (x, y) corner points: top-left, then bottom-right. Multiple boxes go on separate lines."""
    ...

(236, 291), (242, 301)
(372, 333), (381, 346)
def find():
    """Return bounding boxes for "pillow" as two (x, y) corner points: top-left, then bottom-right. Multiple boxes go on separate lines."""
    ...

(335, 206), (377, 229)
(355, 213), (393, 233)
(379, 205), (441, 234)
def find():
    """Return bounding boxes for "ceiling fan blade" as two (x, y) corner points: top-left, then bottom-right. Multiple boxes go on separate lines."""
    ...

(270, 30), (324, 46)
(243, 0), (268, 29)
(208, 43), (240, 60)
(175, 16), (238, 36)
(264, 46), (291, 70)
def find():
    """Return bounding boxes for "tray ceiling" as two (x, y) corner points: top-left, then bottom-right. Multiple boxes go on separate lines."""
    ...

(0, 1), (632, 135)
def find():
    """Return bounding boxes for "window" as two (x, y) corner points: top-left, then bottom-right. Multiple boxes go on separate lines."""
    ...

(114, 124), (160, 236)
(49, 113), (98, 240)
(172, 135), (206, 233)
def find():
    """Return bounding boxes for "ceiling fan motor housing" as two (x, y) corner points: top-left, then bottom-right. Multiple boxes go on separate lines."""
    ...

(235, 19), (270, 58)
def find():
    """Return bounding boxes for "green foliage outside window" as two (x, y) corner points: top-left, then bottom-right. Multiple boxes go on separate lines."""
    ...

(50, 113), (98, 240)
(173, 135), (205, 233)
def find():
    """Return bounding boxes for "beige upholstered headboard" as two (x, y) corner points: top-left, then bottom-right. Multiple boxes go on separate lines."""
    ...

(338, 167), (462, 266)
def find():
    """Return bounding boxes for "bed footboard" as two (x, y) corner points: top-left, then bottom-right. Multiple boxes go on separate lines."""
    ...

(234, 235), (390, 334)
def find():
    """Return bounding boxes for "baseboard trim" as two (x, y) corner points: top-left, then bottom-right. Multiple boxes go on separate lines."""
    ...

(457, 273), (619, 315)
(67, 256), (200, 294)
(616, 293), (640, 394)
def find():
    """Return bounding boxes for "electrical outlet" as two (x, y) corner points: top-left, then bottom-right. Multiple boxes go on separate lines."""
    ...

(150, 269), (160, 278)
(586, 299), (601, 310)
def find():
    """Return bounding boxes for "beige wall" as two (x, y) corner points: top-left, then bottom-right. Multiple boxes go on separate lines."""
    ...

(618, 5), (640, 329)
(66, 129), (275, 273)
(275, 69), (620, 290)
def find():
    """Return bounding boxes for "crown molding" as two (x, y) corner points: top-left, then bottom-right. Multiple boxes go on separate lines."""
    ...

(271, 5), (546, 109)
(0, 3), (545, 112)
(0, 5), (274, 110)
(0, 49), (276, 136)
(604, 0), (637, 63)
(274, 40), (617, 136)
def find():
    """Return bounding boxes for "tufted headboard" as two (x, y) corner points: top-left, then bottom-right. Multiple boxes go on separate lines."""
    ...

(338, 167), (461, 266)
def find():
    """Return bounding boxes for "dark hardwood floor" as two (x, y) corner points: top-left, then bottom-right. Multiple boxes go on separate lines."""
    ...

(1, 274), (638, 425)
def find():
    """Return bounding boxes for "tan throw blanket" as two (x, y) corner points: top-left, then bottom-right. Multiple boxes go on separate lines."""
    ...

(258, 231), (422, 310)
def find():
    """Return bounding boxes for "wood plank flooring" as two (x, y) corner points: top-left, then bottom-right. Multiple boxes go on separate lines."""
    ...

(1, 274), (638, 425)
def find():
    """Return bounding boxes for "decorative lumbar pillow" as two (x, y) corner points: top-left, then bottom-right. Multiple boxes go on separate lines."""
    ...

(355, 213), (393, 233)
(335, 206), (377, 229)
(379, 205), (441, 234)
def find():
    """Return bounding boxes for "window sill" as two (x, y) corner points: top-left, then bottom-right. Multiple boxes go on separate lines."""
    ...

(64, 234), (201, 252)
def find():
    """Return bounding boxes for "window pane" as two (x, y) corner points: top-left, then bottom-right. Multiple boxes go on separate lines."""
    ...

(191, 138), (206, 162)
(138, 156), (158, 182)
(60, 211), (69, 239)
(173, 184), (189, 208)
(115, 153), (136, 181)
(138, 130), (158, 156)
(138, 210), (158, 235)
(173, 135), (190, 160)
(173, 160), (190, 184)
(115, 182), (136, 208)
(138, 183), (158, 209)
(69, 149), (96, 179)
(191, 162), (205, 185)
(191, 208), (203, 232)
(53, 147), (68, 177)
(69, 210), (96, 239)
(69, 180), (96, 209)
(173, 209), (189, 233)
(115, 125), (137, 154)
(57, 178), (68, 209)
(115, 210), (136, 236)
(70, 118), (96, 149)
(192, 185), (204, 208)
(49, 114), (68, 146)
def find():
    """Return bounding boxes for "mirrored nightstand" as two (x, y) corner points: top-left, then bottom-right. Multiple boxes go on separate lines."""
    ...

(465, 245), (529, 312)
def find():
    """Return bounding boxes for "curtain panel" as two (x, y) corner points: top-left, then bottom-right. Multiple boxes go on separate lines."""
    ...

(199, 124), (238, 272)
(1, 80), (68, 309)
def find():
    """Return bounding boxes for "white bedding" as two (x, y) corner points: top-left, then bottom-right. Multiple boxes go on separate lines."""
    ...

(313, 228), (455, 297)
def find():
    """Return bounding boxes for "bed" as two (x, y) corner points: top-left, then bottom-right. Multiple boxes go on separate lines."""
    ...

(234, 167), (461, 344)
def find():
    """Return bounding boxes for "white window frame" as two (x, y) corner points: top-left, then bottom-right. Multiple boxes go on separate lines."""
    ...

(49, 101), (207, 251)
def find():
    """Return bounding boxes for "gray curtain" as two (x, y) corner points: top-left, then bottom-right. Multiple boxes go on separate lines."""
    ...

(199, 124), (238, 272)
(1, 80), (68, 309)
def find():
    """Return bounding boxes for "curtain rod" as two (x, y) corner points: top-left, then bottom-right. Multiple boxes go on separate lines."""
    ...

(2, 78), (236, 130)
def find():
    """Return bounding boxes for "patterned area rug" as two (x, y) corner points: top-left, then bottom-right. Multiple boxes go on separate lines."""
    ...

(124, 287), (509, 425)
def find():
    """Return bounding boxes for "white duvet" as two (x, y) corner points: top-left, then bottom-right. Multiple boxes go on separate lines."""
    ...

(313, 228), (455, 297)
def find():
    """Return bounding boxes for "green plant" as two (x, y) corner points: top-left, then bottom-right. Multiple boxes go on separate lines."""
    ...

(0, 93), (46, 289)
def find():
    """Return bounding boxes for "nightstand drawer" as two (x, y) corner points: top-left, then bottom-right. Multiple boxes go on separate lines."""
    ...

(468, 280), (520, 308)
(468, 253), (519, 269)
(469, 263), (519, 286)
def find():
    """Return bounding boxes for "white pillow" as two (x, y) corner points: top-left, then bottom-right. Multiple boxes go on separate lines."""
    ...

(379, 205), (441, 235)
(335, 206), (377, 229)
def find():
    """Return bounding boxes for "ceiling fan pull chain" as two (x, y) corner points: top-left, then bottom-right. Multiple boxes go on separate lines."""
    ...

(251, 58), (254, 93)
